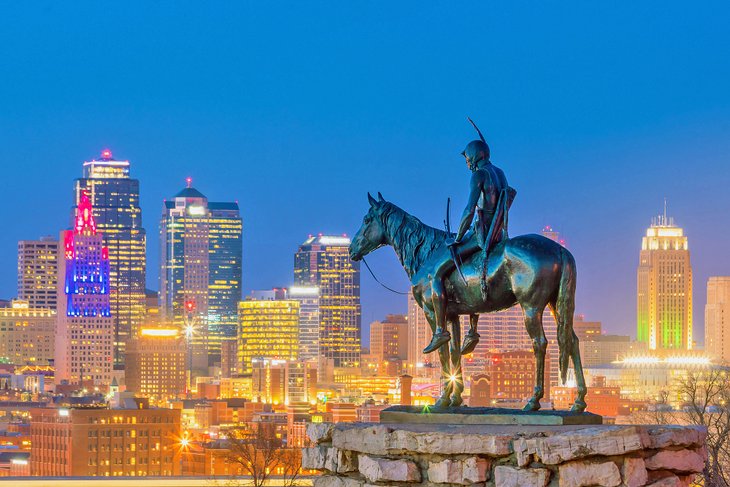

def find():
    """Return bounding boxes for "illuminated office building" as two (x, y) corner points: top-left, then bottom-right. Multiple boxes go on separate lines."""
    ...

(208, 201), (243, 363)
(370, 314), (409, 362)
(160, 180), (242, 371)
(73, 150), (146, 368)
(55, 193), (114, 388)
(0, 299), (55, 365)
(637, 211), (692, 350)
(238, 294), (300, 375)
(460, 305), (560, 386)
(126, 328), (186, 403)
(287, 285), (320, 362)
(294, 235), (360, 368)
(407, 291), (431, 370)
(705, 277), (730, 361)
(17, 236), (58, 309)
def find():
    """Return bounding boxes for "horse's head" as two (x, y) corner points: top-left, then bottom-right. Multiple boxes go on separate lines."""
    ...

(349, 192), (388, 261)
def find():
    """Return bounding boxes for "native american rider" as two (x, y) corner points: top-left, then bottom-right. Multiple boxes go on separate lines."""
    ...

(423, 126), (517, 355)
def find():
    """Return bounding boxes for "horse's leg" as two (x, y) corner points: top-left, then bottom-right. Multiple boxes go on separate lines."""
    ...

(522, 306), (547, 412)
(570, 329), (587, 412)
(447, 314), (463, 407)
(424, 305), (452, 408)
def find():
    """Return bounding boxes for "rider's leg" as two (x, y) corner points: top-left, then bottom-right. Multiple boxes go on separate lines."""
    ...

(423, 259), (455, 354)
(461, 313), (481, 355)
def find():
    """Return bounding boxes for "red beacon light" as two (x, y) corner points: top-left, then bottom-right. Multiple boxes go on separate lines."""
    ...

(101, 149), (112, 160)
(184, 300), (196, 313)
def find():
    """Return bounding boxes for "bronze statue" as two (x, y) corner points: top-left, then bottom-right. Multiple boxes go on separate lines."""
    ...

(349, 122), (587, 412)
(423, 119), (517, 356)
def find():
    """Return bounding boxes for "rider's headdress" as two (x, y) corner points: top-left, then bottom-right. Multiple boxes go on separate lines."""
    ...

(462, 117), (490, 169)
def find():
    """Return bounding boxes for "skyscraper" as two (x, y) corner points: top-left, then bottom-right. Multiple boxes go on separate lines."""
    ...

(159, 180), (242, 370)
(294, 235), (361, 368)
(17, 236), (58, 309)
(208, 201), (243, 361)
(72, 150), (145, 369)
(637, 211), (693, 350)
(288, 285), (320, 362)
(238, 292), (300, 375)
(55, 193), (113, 388)
(407, 291), (431, 370)
(705, 277), (730, 361)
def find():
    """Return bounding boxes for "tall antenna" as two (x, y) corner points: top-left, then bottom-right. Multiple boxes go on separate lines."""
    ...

(663, 197), (668, 225)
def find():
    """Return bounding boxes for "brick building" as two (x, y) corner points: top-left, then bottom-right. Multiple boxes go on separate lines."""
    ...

(30, 404), (181, 477)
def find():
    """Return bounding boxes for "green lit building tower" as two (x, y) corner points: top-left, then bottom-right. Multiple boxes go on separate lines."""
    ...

(72, 149), (146, 369)
(637, 210), (693, 350)
(294, 235), (361, 368)
(160, 179), (242, 371)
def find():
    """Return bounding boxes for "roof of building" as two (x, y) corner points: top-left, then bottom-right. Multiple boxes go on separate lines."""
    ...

(173, 187), (207, 199)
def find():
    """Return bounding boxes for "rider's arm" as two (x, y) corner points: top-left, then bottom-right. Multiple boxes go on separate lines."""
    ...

(454, 171), (486, 242)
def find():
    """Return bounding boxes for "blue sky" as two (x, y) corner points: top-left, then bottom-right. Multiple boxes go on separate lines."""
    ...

(1, 2), (729, 341)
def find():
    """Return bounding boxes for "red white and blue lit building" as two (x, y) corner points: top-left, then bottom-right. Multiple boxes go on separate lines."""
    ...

(54, 192), (114, 389)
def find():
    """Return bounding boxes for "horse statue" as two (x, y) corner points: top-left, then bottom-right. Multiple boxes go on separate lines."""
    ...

(349, 193), (587, 412)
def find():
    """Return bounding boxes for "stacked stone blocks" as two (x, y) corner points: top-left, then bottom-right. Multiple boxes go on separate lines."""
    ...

(303, 422), (706, 487)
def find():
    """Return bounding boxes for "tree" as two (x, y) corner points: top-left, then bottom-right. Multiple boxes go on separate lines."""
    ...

(638, 368), (730, 487)
(221, 422), (301, 487)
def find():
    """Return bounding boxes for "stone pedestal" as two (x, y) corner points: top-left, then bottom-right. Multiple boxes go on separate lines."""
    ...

(380, 405), (603, 426)
(304, 422), (707, 487)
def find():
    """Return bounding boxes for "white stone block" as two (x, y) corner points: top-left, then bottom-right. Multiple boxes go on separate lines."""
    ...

(558, 460), (621, 487)
(494, 465), (550, 487)
(358, 454), (421, 483)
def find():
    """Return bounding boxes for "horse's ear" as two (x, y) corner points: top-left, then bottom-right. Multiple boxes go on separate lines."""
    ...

(377, 192), (385, 202)
(368, 193), (377, 207)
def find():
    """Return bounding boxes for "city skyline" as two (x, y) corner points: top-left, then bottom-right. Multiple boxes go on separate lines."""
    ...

(1, 147), (727, 346)
(2, 3), (730, 342)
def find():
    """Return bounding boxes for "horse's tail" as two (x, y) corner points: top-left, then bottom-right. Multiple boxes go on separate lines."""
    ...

(556, 247), (577, 385)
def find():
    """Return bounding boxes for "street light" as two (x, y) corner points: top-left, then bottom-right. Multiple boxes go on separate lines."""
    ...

(178, 432), (190, 476)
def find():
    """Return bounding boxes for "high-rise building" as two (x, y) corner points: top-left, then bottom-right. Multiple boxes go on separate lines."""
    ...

(407, 292), (431, 370)
(0, 299), (55, 365)
(238, 292), (300, 375)
(208, 201), (243, 363)
(459, 305), (560, 386)
(55, 193), (114, 388)
(294, 235), (360, 368)
(73, 150), (146, 369)
(573, 316), (602, 342)
(160, 180), (242, 370)
(288, 286), (320, 362)
(17, 236), (58, 309)
(125, 328), (186, 403)
(370, 314), (409, 363)
(30, 405), (181, 477)
(637, 211), (693, 350)
(705, 277), (730, 361)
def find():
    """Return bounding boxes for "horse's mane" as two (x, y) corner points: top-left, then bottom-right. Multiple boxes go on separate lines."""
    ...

(379, 202), (446, 277)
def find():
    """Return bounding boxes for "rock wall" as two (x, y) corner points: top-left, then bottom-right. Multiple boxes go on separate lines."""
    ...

(303, 422), (707, 487)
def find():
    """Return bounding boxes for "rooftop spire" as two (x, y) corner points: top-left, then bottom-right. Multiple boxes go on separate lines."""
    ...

(186, 177), (193, 188)
(74, 191), (97, 235)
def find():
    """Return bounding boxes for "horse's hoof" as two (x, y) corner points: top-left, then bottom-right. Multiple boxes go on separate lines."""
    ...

(570, 402), (587, 413)
(423, 331), (451, 354)
(460, 332), (480, 355)
(523, 400), (541, 412)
